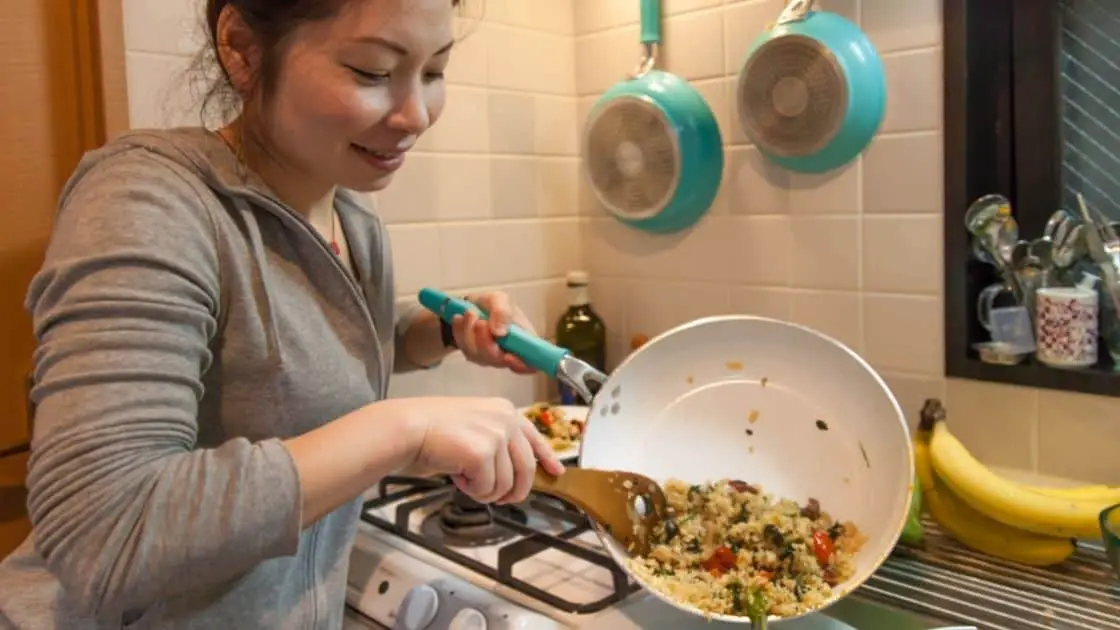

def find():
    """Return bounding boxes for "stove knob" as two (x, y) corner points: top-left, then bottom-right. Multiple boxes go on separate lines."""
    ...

(448, 608), (487, 630)
(397, 584), (439, 630)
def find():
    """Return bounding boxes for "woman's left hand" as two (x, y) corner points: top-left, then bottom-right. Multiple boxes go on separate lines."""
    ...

(452, 292), (536, 374)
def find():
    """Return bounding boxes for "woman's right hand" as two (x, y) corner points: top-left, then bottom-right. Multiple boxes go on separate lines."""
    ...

(395, 396), (565, 504)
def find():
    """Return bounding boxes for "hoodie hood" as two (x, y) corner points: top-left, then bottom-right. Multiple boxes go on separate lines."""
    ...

(57, 126), (420, 393)
(70, 127), (301, 209)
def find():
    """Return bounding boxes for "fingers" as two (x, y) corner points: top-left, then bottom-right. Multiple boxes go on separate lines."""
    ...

(473, 292), (512, 336)
(472, 317), (505, 365)
(456, 440), (496, 500)
(496, 432), (536, 504)
(484, 444), (514, 503)
(448, 399), (557, 505)
(523, 420), (565, 477)
(453, 293), (542, 375)
(451, 313), (477, 356)
(452, 311), (507, 367)
(502, 353), (535, 374)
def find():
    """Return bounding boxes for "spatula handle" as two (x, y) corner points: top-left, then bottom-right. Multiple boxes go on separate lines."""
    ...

(417, 288), (570, 377)
(532, 467), (599, 520)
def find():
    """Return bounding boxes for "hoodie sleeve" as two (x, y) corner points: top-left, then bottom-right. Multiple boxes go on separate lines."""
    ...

(24, 151), (302, 619)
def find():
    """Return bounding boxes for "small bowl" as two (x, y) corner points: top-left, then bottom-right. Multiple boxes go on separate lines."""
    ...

(972, 341), (1031, 366)
(1099, 502), (1120, 579)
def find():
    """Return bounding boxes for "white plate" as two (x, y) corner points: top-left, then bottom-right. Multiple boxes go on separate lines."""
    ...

(576, 315), (913, 626)
(518, 404), (589, 462)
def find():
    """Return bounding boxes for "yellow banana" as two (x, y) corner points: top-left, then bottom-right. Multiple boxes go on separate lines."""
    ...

(913, 434), (1075, 566)
(928, 417), (1104, 540)
(1023, 483), (1120, 503)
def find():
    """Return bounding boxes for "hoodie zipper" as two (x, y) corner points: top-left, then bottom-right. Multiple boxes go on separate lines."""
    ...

(203, 133), (386, 387)
(305, 520), (321, 627)
(233, 196), (384, 629)
(236, 195), (388, 388)
(301, 209), (390, 394)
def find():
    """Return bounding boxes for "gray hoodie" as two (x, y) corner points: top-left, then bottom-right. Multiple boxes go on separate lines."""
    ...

(0, 128), (423, 629)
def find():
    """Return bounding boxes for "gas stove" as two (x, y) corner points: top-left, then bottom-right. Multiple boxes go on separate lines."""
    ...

(345, 474), (1120, 629)
(347, 474), (915, 629)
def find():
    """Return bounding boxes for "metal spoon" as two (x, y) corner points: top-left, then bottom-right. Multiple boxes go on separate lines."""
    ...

(1009, 239), (1031, 269)
(1043, 209), (1078, 244)
(994, 215), (1020, 263)
(1053, 223), (1085, 269)
(964, 193), (1012, 237)
(1028, 237), (1054, 272)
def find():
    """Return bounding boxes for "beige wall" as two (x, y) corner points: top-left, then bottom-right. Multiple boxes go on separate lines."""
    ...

(119, 0), (1118, 483)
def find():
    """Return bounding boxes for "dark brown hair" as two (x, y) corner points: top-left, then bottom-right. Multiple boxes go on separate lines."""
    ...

(196, 0), (464, 127)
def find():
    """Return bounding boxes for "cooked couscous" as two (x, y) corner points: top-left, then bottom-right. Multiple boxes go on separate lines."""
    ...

(627, 479), (865, 623)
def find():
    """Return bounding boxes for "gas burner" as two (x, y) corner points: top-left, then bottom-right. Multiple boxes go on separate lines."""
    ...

(419, 490), (528, 548)
(362, 474), (642, 613)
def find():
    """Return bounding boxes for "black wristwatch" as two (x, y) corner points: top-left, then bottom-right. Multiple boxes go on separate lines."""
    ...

(440, 318), (457, 349)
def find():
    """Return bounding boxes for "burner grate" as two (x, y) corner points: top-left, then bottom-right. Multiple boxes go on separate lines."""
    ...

(861, 517), (1120, 629)
(361, 475), (642, 614)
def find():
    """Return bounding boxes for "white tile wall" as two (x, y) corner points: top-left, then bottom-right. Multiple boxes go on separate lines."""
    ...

(573, 0), (1119, 484)
(121, 0), (1119, 482)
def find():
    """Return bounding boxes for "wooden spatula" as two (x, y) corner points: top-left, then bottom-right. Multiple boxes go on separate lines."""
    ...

(533, 467), (671, 556)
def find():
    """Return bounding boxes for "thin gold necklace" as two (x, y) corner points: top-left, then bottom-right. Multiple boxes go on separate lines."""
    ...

(214, 127), (342, 258)
(330, 210), (341, 256)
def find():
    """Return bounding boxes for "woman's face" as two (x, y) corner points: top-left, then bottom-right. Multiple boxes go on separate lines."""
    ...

(256, 0), (454, 192)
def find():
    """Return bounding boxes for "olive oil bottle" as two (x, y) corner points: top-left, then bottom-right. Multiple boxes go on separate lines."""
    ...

(555, 271), (606, 405)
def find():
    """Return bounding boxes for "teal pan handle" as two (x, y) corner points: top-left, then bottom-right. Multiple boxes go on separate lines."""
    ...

(417, 288), (570, 377)
(640, 0), (662, 45)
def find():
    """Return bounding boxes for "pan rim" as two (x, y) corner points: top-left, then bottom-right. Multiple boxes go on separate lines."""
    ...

(576, 314), (915, 625)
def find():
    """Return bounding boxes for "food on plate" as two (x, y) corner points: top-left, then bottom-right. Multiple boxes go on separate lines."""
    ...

(523, 403), (583, 451)
(913, 399), (1076, 566)
(921, 398), (1106, 541)
(627, 479), (866, 621)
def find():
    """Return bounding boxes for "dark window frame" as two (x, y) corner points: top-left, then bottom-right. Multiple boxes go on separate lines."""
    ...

(943, 0), (1120, 397)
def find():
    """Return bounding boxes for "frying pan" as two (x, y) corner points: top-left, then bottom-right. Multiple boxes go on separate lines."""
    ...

(735, 0), (885, 173)
(417, 288), (913, 625)
(581, 0), (723, 234)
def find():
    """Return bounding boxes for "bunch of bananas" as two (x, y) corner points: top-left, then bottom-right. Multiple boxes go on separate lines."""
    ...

(910, 399), (1118, 567)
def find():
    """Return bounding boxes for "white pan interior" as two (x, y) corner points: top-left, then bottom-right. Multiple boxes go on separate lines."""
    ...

(577, 315), (913, 624)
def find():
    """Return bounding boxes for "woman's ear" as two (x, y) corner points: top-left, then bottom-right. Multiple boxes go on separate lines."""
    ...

(214, 4), (263, 99)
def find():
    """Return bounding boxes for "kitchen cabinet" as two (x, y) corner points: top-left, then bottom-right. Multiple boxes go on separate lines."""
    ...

(0, 451), (30, 556)
(0, 0), (127, 557)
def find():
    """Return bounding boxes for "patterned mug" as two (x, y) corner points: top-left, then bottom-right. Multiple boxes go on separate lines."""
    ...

(1035, 286), (1098, 368)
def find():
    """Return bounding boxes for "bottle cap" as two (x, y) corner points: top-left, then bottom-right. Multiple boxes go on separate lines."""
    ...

(566, 271), (589, 286)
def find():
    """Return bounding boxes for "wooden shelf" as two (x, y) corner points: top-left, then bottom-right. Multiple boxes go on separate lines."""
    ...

(948, 355), (1120, 398)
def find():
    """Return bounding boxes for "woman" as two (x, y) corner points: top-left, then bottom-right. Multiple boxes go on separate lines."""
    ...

(0, 0), (565, 627)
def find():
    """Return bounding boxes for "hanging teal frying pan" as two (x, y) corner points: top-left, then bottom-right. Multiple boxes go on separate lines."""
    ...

(735, 0), (885, 174)
(582, 0), (723, 234)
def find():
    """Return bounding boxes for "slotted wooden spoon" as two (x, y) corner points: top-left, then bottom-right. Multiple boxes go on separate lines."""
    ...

(533, 467), (672, 556)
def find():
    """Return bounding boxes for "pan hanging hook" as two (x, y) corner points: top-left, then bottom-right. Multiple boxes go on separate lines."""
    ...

(630, 42), (658, 80)
(776, 0), (815, 25)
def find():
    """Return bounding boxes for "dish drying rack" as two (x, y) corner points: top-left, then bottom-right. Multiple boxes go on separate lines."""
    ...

(867, 517), (1120, 629)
